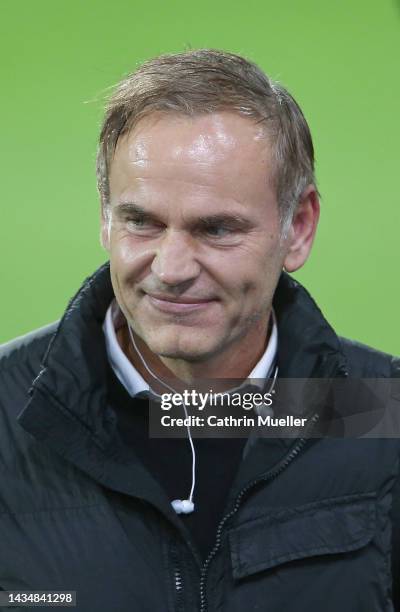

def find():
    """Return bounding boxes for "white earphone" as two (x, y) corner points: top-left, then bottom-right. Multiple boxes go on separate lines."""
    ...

(171, 499), (195, 514)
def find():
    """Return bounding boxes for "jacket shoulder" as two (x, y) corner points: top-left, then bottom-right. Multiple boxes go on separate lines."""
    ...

(339, 336), (400, 378)
(0, 322), (58, 382)
(0, 323), (58, 451)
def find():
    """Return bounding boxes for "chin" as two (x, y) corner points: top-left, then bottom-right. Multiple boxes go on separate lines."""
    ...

(145, 333), (217, 363)
(151, 343), (211, 362)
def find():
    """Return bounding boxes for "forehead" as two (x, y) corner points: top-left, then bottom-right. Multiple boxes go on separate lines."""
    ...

(109, 112), (277, 207)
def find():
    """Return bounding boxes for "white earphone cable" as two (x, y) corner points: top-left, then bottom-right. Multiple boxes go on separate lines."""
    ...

(127, 324), (196, 511)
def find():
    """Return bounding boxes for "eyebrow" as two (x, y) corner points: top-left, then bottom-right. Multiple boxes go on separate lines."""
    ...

(197, 214), (252, 229)
(114, 202), (152, 217)
(115, 201), (253, 229)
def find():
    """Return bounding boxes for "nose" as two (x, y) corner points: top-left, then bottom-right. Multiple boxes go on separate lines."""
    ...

(150, 229), (201, 286)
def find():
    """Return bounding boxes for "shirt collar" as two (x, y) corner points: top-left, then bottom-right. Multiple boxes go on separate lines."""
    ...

(103, 299), (278, 398)
(103, 300), (149, 398)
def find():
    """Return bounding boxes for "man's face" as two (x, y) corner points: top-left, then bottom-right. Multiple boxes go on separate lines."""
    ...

(104, 112), (288, 363)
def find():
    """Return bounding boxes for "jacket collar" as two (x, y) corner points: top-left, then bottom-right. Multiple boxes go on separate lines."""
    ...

(274, 273), (348, 379)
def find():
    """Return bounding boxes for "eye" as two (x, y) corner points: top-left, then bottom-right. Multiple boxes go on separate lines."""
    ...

(203, 224), (232, 238)
(126, 218), (146, 227)
(126, 216), (160, 232)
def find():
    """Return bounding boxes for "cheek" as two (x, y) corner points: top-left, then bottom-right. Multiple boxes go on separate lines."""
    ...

(233, 250), (282, 303)
(109, 235), (153, 282)
(111, 235), (140, 265)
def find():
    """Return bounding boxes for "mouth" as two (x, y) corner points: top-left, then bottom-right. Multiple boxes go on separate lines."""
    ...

(145, 293), (217, 314)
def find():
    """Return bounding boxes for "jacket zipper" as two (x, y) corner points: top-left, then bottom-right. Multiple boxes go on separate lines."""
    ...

(170, 540), (185, 612)
(174, 566), (183, 597)
(198, 413), (320, 612)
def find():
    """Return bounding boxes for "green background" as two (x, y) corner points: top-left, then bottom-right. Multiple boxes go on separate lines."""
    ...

(1, 0), (399, 353)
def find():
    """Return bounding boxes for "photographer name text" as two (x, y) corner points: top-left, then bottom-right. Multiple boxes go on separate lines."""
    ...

(160, 414), (308, 428)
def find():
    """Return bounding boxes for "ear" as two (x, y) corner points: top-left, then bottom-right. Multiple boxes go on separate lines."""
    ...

(283, 185), (320, 273)
(100, 206), (111, 251)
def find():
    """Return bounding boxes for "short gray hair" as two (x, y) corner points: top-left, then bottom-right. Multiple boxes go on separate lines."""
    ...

(96, 49), (316, 226)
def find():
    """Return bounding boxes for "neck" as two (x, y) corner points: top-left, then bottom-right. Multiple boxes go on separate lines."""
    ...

(117, 316), (272, 390)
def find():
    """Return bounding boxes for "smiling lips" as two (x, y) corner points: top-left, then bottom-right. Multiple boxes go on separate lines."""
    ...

(146, 293), (217, 314)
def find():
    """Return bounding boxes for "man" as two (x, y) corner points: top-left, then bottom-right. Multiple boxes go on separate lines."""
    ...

(0, 49), (399, 611)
